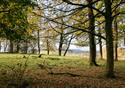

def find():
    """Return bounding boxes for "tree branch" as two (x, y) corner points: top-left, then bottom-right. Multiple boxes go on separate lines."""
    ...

(33, 12), (106, 40)
(62, 0), (105, 16)
(0, 10), (9, 13)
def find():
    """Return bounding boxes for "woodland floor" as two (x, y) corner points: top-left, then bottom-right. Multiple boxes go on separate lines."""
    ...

(0, 54), (124, 88)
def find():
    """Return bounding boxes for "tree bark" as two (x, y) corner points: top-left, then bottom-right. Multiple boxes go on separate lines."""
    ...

(98, 26), (103, 59)
(9, 40), (14, 53)
(104, 0), (115, 78)
(58, 33), (63, 56)
(24, 40), (28, 54)
(46, 30), (50, 55)
(4, 40), (8, 52)
(124, 31), (125, 46)
(63, 35), (74, 56)
(37, 30), (41, 54)
(16, 43), (20, 53)
(114, 16), (118, 61)
(46, 38), (50, 55)
(88, 0), (98, 66)
(0, 41), (1, 52)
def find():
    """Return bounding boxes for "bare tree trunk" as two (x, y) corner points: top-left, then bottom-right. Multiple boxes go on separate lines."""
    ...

(88, 0), (98, 66)
(16, 43), (20, 53)
(37, 30), (41, 54)
(32, 46), (35, 54)
(98, 26), (103, 59)
(58, 33), (63, 56)
(114, 16), (118, 61)
(124, 31), (125, 46)
(46, 39), (50, 55)
(4, 40), (8, 52)
(104, 0), (115, 78)
(0, 41), (1, 52)
(24, 40), (28, 54)
(63, 35), (74, 56)
(9, 40), (14, 53)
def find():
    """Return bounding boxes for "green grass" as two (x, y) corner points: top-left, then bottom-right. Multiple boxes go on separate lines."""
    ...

(0, 54), (90, 69)
(0, 53), (124, 69)
(0, 54), (125, 88)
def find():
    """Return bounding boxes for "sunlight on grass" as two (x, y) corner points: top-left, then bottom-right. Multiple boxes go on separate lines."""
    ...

(0, 53), (124, 71)
(0, 54), (125, 88)
(0, 54), (88, 69)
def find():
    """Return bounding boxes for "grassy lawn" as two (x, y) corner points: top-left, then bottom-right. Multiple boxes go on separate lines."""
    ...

(0, 53), (91, 69)
(0, 54), (124, 88)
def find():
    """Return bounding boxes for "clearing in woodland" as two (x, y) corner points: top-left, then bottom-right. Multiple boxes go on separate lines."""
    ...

(0, 54), (124, 88)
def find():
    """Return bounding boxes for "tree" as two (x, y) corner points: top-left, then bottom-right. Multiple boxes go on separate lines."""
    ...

(63, 34), (75, 56)
(87, 0), (98, 66)
(61, 0), (120, 77)
(35, 0), (125, 78)
(37, 29), (41, 54)
(114, 12), (118, 61)
(0, 0), (39, 53)
(103, 0), (114, 78)
(98, 24), (103, 60)
(40, 27), (57, 55)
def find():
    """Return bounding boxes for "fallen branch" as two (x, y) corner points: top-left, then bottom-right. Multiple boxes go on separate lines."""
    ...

(48, 72), (81, 77)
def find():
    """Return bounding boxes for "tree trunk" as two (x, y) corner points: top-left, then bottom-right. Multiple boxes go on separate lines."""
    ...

(9, 40), (14, 53)
(58, 33), (63, 56)
(24, 40), (28, 54)
(16, 43), (20, 53)
(98, 26), (103, 59)
(63, 35), (74, 56)
(88, 0), (98, 66)
(32, 46), (35, 54)
(114, 16), (118, 61)
(0, 41), (1, 52)
(124, 31), (125, 46)
(4, 40), (8, 52)
(104, 0), (115, 78)
(46, 39), (50, 55)
(37, 30), (41, 54)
